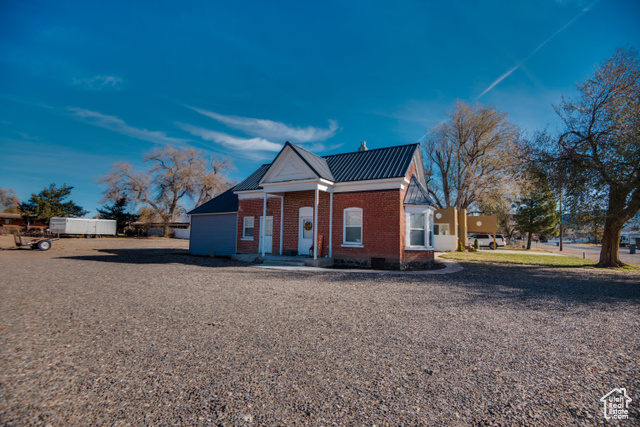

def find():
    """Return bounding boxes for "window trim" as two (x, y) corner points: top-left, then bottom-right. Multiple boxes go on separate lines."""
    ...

(242, 216), (254, 241)
(343, 207), (363, 246)
(404, 207), (434, 250)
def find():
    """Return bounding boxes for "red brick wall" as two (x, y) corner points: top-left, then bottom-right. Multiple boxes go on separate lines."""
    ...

(235, 164), (435, 269)
(332, 190), (403, 264)
(282, 190), (331, 256)
(236, 196), (282, 254)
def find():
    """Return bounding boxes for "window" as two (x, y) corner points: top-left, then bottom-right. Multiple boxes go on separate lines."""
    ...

(243, 216), (254, 240)
(434, 224), (450, 235)
(405, 209), (433, 249)
(409, 213), (425, 246)
(343, 208), (362, 245)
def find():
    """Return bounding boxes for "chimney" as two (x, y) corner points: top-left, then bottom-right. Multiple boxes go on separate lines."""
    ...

(358, 141), (368, 152)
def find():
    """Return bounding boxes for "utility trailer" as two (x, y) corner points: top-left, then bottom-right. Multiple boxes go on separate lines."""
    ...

(49, 217), (117, 237)
(13, 231), (58, 250)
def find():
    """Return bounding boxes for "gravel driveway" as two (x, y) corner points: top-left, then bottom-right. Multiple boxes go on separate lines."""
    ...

(1, 243), (639, 426)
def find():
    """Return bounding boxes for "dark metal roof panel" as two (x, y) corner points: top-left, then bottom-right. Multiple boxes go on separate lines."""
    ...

(324, 143), (418, 182)
(188, 186), (239, 215)
(231, 143), (419, 193)
(233, 164), (271, 191)
(404, 175), (436, 206)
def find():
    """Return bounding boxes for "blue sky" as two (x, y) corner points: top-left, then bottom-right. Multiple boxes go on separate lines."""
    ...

(1, 0), (638, 215)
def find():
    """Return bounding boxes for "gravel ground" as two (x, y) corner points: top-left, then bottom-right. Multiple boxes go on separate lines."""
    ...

(1, 240), (639, 426)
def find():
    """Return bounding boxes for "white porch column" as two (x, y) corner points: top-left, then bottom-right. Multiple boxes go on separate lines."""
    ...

(329, 191), (333, 258)
(261, 191), (267, 257)
(313, 187), (319, 260)
(279, 194), (284, 256)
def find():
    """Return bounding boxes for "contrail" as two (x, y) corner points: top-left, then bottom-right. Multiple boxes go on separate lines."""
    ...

(476, 4), (593, 100)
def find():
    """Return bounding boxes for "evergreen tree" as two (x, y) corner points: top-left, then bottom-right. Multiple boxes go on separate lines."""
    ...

(514, 187), (560, 250)
(20, 183), (88, 224)
(97, 197), (139, 232)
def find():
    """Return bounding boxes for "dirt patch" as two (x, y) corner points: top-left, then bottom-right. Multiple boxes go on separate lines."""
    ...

(0, 235), (189, 262)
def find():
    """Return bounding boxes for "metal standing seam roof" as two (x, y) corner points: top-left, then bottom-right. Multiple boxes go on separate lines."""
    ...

(187, 186), (239, 215)
(234, 142), (420, 192)
(232, 164), (271, 192)
(324, 143), (419, 182)
(403, 175), (436, 206)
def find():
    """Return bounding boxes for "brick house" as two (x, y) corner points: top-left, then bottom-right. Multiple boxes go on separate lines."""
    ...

(189, 141), (436, 269)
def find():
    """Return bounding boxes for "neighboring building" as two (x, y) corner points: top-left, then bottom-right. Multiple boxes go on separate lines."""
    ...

(0, 213), (47, 230)
(432, 207), (498, 251)
(188, 141), (437, 269)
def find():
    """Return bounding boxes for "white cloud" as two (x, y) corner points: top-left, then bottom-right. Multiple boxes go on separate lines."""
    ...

(73, 75), (124, 91)
(68, 108), (187, 144)
(176, 122), (282, 152)
(189, 107), (339, 143)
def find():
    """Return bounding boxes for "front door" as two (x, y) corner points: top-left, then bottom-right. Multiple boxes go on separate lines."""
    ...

(298, 211), (314, 256)
(259, 216), (273, 254)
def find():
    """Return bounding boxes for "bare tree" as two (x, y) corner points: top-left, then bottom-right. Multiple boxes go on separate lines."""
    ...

(423, 101), (521, 210)
(99, 146), (233, 237)
(0, 188), (20, 213)
(555, 48), (640, 267)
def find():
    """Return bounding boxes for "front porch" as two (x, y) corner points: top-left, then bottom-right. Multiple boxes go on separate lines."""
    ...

(231, 253), (334, 268)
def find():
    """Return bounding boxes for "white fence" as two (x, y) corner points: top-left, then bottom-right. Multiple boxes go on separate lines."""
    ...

(434, 235), (457, 252)
(173, 228), (190, 239)
(148, 227), (190, 239)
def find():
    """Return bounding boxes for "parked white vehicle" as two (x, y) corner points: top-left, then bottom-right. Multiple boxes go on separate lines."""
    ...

(49, 217), (116, 237)
(469, 233), (506, 249)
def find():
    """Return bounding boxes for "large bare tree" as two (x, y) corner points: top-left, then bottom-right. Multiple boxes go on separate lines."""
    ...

(99, 146), (233, 237)
(423, 101), (521, 211)
(0, 188), (20, 213)
(555, 48), (640, 267)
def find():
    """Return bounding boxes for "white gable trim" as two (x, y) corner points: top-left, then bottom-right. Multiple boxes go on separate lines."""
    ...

(260, 145), (317, 185)
(333, 177), (407, 193)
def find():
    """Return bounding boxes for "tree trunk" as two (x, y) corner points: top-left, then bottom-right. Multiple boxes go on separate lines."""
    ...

(598, 221), (624, 267)
(598, 186), (632, 268)
(526, 231), (532, 250)
(163, 220), (170, 238)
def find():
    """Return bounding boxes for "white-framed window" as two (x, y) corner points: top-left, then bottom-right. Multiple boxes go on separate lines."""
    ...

(434, 224), (450, 235)
(409, 213), (425, 246)
(343, 207), (363, 246)
(405, 208), (433, 249)
(242, 216), (254, 240)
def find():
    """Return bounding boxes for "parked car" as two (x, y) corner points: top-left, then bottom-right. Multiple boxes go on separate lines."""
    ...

(469, 233), (506, 249)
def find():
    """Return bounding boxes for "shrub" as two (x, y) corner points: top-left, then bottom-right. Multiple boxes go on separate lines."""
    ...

(474, 238), (479, 249)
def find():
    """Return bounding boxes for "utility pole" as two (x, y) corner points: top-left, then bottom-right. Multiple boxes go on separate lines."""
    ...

(559, 194), (563, 252)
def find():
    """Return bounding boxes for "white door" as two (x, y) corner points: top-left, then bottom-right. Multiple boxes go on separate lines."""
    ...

(259, 216), (273, 254)
(298, 207), (314, 256)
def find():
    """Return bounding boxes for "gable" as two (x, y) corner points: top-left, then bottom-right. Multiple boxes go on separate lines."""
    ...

(260, 145), (318, 184)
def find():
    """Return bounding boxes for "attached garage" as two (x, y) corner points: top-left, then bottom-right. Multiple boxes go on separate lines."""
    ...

(188, 187), (238, 256)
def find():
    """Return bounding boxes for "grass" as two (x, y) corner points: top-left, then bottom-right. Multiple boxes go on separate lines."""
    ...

(440, 251), (596, 267)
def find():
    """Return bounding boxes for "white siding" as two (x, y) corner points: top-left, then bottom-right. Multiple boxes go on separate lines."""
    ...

(189, 214), (237, 256)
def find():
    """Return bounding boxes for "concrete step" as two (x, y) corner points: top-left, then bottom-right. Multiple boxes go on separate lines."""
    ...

(262, 261), (307, 267)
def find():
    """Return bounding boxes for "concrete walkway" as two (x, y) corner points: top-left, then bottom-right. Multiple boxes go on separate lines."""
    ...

(253, 254), (463, 275)
(484, 249), (563, 256)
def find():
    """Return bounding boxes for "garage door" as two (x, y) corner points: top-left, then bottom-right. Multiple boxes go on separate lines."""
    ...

(189, 214), (237, 256)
